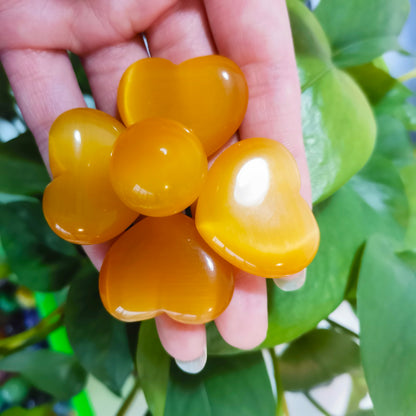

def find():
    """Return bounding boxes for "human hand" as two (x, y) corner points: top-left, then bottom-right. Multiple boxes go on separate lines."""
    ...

(0, 0), (311, 371)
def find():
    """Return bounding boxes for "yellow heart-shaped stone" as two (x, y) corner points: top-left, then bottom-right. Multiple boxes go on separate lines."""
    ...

(43, 108), (137, 244)
(117, 55), (248, 156)
(195, 138), (320, 277)
(99, 214), (234, 324)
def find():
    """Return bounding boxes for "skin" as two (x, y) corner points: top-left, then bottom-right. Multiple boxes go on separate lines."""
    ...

(0, 0), (311, 362)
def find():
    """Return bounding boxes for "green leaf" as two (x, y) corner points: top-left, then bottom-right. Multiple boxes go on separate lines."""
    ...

(375, 82), (416, 131)
(315, 0), (410, 67)
(288, 1), (377, 203)
(299, 57), (376, 202)
(347, 156), (409, 232)
(347, 62), (397, 105)
(1, 406), (56, 416)
(287, 0), (331, 61)
(347, 411), (375, 416)
(0, 132), (49, 197)
(346, 369), (370, 415)
(0, 63), (16, 121)
(280, 329), (360, 391)
(165, 352), (275, 416)
(69, 53), (92, 95)
(400, 164), (416, 250)
(137, 320), (170, 416)
(0, 349), (87, 400)
(265, 156), (407, 345)
(357, 236), (416, 416)
(65, 263), (133, 395)
(0, 200), (81, 291)
(373, 115), (414, 167)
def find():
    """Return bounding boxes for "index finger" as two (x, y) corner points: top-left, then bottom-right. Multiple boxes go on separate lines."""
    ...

(204, 0), (311, 203)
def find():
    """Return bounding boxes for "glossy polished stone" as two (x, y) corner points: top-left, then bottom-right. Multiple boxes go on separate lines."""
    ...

(195, 138), (320, 277)
(117, 55), (248, 156)
(99, 214), (235, 324)
(110, 118), (207, 217)
(43, 108), (138, 245)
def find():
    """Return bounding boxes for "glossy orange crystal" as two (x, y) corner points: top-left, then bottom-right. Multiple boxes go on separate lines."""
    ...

(110, 118), (207, 216)
(43, 108), (137, 245)
(196, 138), (320, 277)
(99, 214), (235, 324)
(117, 55), (248, 156)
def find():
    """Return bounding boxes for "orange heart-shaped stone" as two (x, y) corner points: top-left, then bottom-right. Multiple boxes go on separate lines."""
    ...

(43, 108), (137, 245)
(99, 214), (234, 324)
(117, 55), (248, 156)
(195, 138), (320, 277)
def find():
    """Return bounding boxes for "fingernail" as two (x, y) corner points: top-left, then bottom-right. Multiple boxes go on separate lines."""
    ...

(274, 269), (307, 292)
(175, 346), (207, 374)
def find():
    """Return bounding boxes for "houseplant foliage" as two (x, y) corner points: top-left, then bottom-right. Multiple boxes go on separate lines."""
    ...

(0, 0), (415, 414)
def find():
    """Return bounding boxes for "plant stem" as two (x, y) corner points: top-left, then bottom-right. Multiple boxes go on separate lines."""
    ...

(326, 318), (359, 340)
(116, 377), (141, 416)
(269, 348), (289, 416)
(304, 392), (332, 416)
(0, 305), (64, 357)
(398, 68), (416, 83)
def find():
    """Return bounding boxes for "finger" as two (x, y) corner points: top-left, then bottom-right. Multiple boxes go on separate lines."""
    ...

(215, 270), (267, 349)
(0, 49), (86, 166)
(146, 0), (216, 62)
(155, 314), (206, 363)
(82, 39), (148, 116)
(83, 241), (114, 270)
(146, 0), (216, 365)
(204, 0), (312, 204)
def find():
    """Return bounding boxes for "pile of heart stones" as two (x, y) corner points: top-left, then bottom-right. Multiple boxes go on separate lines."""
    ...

(42, 55), (319, 324)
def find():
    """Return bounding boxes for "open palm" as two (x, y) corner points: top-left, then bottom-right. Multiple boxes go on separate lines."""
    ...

(0, 0), (311, 369)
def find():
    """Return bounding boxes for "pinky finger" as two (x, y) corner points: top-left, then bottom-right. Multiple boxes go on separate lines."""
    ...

(155, 314), (206, 373)
(215, 270), (268, 350)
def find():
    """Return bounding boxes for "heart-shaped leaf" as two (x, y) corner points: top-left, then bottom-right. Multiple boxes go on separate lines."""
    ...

(165, 352), (275, 416)
(288, 0), (377, 203)
(299, 56), (376, 202)
(357, 236), (416, 416)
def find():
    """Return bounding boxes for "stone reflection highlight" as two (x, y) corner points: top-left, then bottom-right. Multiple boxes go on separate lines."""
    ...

(234, 157), (270, 207)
